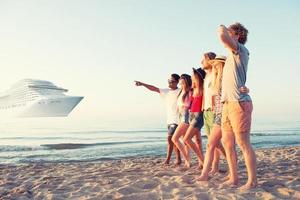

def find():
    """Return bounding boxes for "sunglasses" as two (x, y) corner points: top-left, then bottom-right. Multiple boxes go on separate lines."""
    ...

(168, 79), (176, 83)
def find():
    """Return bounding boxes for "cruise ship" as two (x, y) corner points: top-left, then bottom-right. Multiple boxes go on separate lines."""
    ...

(0, 79), (84, 117)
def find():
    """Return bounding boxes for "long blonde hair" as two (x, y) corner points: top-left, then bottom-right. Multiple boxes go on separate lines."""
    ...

(211, 62), (225, 94)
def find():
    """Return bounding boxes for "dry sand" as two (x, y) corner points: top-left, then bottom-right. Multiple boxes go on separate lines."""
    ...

(0, 146), (299, 200)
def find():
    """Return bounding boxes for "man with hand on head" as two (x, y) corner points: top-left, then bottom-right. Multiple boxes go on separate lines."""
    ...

(218, 22), (256, 190)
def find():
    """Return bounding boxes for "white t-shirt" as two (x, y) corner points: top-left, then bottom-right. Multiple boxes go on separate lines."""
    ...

(203, 73), (213, 110)
(159, 88), (180, 125)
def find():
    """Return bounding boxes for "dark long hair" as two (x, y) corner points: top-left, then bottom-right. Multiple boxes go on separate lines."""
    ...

(178, 74), (192, 102)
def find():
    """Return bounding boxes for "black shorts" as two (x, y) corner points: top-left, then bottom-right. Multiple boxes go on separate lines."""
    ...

(167, 124), (178, 136)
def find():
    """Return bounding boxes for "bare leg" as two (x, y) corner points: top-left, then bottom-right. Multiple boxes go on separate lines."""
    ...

(174, 145), (181, 166)
(194, 130), (204, 167)
(164, 135), (173, 165)
(210, 143), (226, 174)
(183, 126), (203, 167)
(236, 132), (257, 190)
(209, 126), (222, 174)
(210, 149), (220, 174)
(172, 123), (189, 167)
(216, 142), (226, 158)
(197, 125), (222, 181)
(184, 144), (190, 166)
(222, 130), (238, 186)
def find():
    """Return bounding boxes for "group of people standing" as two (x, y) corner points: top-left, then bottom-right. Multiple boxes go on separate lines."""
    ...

(135, 22), (257, 190)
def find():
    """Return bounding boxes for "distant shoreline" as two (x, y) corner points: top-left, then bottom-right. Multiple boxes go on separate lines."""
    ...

(0, 145), (299, 166)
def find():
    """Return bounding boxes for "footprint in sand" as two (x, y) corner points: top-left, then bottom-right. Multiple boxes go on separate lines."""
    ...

(131, 179), (159, 190)
(153, 171), (176, 177)
(117, 186), (142, 195)
(274, 187), (297, 199)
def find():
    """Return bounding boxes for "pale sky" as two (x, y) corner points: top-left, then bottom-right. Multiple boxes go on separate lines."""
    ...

(0, 0), (299, 130)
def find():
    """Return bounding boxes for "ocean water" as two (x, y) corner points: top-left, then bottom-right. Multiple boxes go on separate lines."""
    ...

(0, 120), (299, 164)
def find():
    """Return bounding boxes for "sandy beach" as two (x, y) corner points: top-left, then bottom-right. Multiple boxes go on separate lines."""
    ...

(0, 146), (299, 200)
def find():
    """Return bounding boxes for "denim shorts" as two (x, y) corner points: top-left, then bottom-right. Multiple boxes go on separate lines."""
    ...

(167, 124), (178, 136)
(189, 112), (204, 130)
(179, 109), (189, 124)
(213, 112), (222, 126)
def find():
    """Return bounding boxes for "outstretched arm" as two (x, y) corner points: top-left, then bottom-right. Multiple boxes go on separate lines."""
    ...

(218, 25), (238, 52)
(134, 81), (160, 93)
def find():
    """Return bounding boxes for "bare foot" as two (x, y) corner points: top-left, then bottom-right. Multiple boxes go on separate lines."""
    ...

(209, 168), (219, 176)
(163, 160), (170, 166)
(223, 179), (238, 187)
(173, 163), (181, 168)
(175, 160), (182, 166)
(218, 168), (227, 174)
(196, 175), (208, 182)
(239, 181), (257, 190)
(184, 161), (191, 168)
(197, 158), (203, 167)
(198, 163), (203, 170)
(220, 173), (230, 181)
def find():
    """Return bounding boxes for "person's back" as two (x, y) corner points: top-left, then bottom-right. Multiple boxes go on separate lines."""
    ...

(221, 43), (251, 102)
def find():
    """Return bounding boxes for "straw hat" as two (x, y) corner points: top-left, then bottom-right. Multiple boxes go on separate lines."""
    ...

(209, 55), (226, 65)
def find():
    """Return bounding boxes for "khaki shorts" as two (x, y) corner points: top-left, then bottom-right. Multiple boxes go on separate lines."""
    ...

(203, 110), (214, 136)
(221, 101), (253, 134)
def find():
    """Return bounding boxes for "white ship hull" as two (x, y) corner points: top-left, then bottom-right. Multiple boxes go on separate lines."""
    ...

(0, 96), (83, 118)
(0, 79), (84, 118)
(19, 96), (83, 117)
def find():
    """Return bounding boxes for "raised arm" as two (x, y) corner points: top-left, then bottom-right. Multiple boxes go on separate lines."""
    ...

(218, 25), (238, 52)
(239, 86), (250, 94)
(134, 81), (160, 93)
